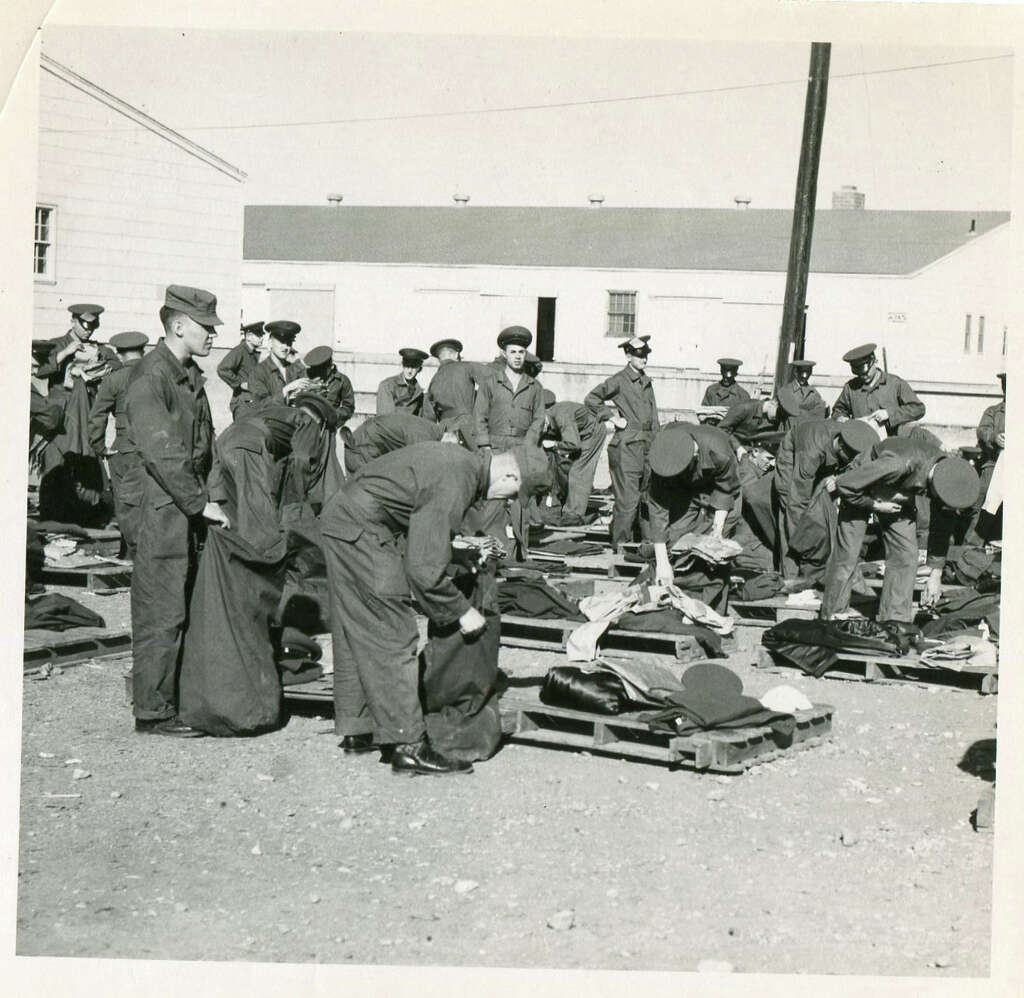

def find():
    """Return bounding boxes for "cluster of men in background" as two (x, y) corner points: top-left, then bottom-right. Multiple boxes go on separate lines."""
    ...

(26, 293), (1004, 777)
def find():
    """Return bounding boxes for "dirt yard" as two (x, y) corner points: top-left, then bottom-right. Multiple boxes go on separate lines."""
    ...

(17, 589), (996, 976)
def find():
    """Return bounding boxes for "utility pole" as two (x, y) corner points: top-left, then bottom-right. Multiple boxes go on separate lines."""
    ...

(775, 42), (831, 393)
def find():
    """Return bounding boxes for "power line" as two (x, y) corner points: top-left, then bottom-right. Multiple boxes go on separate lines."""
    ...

(40, 52), (1011, 136)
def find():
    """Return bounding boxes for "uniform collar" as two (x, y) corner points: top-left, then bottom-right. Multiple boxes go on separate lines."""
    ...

(624, 364), (647, 384)
(154, 339), (193, 385)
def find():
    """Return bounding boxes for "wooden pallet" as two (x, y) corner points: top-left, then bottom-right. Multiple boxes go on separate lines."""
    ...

(528, 550), (647, 579)
(39, 562), (132, 591)
(730, 597), (820, 624)
(499, 613), (734, 661)
(500, 694), (833, 773)
(24, 630), (132, 674)
(755, 645), (997, 694)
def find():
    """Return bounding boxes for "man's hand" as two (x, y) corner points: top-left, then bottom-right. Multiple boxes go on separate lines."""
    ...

(459, 606), (487, 636)
(609, 415), (627, 430)
(873, 499), (902, 515)
(921, 569), (943, 608)
(202, 502), (231, 529)
(870, 409), (889, 424)
(283, 377), (313, 398)
(824, 475), (838, 494)
(996, 432), (1005, 449)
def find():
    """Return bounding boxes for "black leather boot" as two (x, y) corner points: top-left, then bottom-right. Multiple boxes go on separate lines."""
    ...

(339, 733), (377, 754)
(390, 736), (474, 776)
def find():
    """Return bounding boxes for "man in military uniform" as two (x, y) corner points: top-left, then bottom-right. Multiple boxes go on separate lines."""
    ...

(425, 338), (486, 439)
(376, 347), (433, 419)
(527, 390), (607, 525)
(702, 358), (750, 408)
(773, 418), (878, 579)
(217, 321), (264, 420)
(584, 335), (659, 549)
(321, 442), (551, 774)
(36, 303), (121, 402)
(646, 422), (741, 586)
(87, 331), (149, 558)
(303, 345), (355, 425)
(249, 321), (311, 404)
(473, 326), (546, 551)
(968, 370), (1006, 542)
(831, 343), (925, 436)
(126, 286), (230, 738)
(776, 359), (829, 431)
(343, 410), (448, 475)
(822, 437), (979, 622)
(717, 394), (782, 453)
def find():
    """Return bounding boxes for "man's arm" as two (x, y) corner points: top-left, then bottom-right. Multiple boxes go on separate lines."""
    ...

(404, 502), (475, 626)
(216, 344), (245, 390)
(583, 376), (617, 420)
(336, 374), (356, 423)
(831, 384), (853, 421)
(376, 378), (396, 415)
(977, 405), (998, 448)
(86, 373), (118, 454)
(835, 453), (907, 511)
(472, 377), (494, 448)
(885, 378), (926, 430)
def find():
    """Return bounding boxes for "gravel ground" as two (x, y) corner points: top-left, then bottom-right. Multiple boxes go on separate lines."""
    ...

(16, 588), (997, 977)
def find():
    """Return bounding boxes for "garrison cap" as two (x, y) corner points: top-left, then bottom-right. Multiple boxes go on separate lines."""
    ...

(930, 457), (980, 511)
(716, 357), (742, 369)
(509, 445), (553, 504)
(837, 420), (879, 455)
(429, 338), (463, 358)
(241, 321), (265, 336)
(109, 331), (149, 352)
(303, 345), (333, 368)
(68, 304), (104, 318)
(292, 391), (339, 431)
(620, 335), (651, 356)
(266, 320), (301, 342)
(842, 343), (877, 364)
(542, 389), (557, 408)
(164, 285), (223, 326)
(399, 347), (429, 367)
(497, 325), (533, 349)
(649, 423), (697, 478)
(790, 359), (815, 370)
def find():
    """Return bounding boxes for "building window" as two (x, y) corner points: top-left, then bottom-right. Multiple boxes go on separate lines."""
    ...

(34, 205), (54, 279)
(607, 291), (637, 337)
(977, 315), (985, 354)
(963, 314), (972, 354)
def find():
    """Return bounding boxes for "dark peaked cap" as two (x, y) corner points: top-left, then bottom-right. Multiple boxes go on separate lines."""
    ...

(497, 326), (532, 348)
(931, 457), (980, 510)
(430, 338), (463, 358)
(266, 320), (301, 341)
(399, 348), (429, 366)
(649, 423), (697, 477)
(842, 343), (877, 364)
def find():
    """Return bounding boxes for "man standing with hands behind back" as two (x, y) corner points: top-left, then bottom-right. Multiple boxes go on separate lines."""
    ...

(126, 286), (231, 738)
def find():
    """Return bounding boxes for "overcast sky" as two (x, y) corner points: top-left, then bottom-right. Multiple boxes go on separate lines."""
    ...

(38, 28), (1013, 210)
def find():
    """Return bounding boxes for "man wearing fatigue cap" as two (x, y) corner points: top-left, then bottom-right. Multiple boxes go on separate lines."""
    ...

(320, 441), (551, 773)
(376, 347), (434, 420)
(822, 433), (980, 623)
(303, 345), (355, 425)
(831, 342), (925, 436)
(473, 326), (546, 554)
(526, 388), (608, 525)
(702, 358), (751, 408)
(87, 331), (150, 558)
(217, 321), (264, 420)
(249, 320), (311, 405)
(776, 359), (829, 432)
(36, 303), (121, 398)
(124, 285), (229, 738)
(773, 418), (878, 579)
(584, 335), (659, 549)
(646, 422), (741, 586)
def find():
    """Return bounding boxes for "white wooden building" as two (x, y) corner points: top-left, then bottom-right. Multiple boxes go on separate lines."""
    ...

(240, 203), (1010, 435)
(33, 55), (246, 348)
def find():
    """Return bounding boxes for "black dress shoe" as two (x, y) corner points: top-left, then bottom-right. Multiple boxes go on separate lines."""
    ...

(339, 733), (377, 754)
(135, 717), (207, 738)
(391, 736), (474, 776)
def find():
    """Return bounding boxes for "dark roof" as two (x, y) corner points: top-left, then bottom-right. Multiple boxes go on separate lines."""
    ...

(243, 206), (1009, 275)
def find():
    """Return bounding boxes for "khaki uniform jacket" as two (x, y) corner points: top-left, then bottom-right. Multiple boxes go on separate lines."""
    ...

(376, 373), (433, 420)
(584, 365), (659, 444)
(831, 372), (925, 433)
(473, 367), (545, 448)
(249, 356), (307, 405)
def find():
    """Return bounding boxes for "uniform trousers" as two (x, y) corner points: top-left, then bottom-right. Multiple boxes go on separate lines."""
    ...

(130, 500), (203, 720)
(821, 506), (918, 623)
(608, 436), (652, 548)
(107, 453), (144, 559)
(563, 430), (608, 518)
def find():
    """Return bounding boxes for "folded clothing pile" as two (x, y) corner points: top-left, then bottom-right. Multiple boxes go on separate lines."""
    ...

(761, 617), (914, 678)
(25, 593), (105, 632)
(497, 577), (586, 621)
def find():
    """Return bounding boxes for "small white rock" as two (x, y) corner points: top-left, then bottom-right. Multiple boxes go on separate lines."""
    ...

(546, 909), (575, 931)
(110, 791), (123, 799)
(644, 782), (660, 791)
(71, 769), (91, 781)
(453, 879), (478, 895)
(64, 758), (82, 765)
(251, 843), (262, 856)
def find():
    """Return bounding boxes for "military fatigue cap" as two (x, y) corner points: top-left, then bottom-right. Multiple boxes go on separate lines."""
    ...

(649, 423), (696, 477)
(716, 357), (742, 369)
(241, 321), (265, 336)
(109, 331), (149, 352)
(304, 345), (333, 368)
(790, 359), (815, 369)
(620, 335), (651, 356)
(399, 347), (429, 367)
(542, 389), (557, 408)
(266, 320), (301, 342)
(292, 391), (339, 430)
(68, 303), (104, 318)
(841, 343), (877, 365)
(497, 326), (533, 349)
(164, 285), (223, 326)
(509, 445), (553, 503)
(838, 420), (880, 455)
(429, 338), (463, 358)
(931, 457), (980, 510)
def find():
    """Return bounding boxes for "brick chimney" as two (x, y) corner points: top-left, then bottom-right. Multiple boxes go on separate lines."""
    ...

(326, 193), (343, 205)
(453, 193), (470, 207)
(832, 185), (865, 210)
(588, 195), (605, 208)
(733, 196), (751, 210)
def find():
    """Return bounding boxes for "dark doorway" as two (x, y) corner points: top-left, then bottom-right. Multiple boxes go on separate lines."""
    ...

(536, 298), (556, 361)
